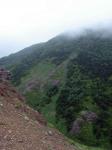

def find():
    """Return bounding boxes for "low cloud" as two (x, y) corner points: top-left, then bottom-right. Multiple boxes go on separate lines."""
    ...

(0, 0), (112, 57)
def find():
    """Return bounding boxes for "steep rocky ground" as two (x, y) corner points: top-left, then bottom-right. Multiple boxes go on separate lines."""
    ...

(0, 81), (76, 150)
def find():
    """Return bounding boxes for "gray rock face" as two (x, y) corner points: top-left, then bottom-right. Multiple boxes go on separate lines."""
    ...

(0, 68), (11, 81)
(70, 118), (84, 135)
(81, 111), (98, 122)
(70, 111), (98, 135)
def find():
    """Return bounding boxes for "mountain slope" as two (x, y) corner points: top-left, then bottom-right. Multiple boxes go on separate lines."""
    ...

(0, 30), (112, 149)
(0, 33), (80, 86)
(55, 32), (112, 149)
(0, 81), (77, 150)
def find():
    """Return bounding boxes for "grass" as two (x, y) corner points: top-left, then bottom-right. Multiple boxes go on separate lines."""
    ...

(42, 95), (57, 124)
(18, 61), (56, 90)
(73, 141), (105, 150)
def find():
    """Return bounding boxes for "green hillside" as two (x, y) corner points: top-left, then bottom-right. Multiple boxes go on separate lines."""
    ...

(0, 30), (112, 150)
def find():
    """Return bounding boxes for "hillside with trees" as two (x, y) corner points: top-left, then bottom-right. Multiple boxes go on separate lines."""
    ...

(0, 29), (112, 150)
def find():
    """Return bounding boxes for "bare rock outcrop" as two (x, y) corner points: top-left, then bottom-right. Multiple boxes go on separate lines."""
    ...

(70, 111), (97, 135)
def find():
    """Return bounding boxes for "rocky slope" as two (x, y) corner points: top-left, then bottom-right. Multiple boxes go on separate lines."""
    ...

(0, 81), (76, 150)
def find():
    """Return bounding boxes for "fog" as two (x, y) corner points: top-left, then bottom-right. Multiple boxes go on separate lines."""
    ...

(0, 0), (112, 58)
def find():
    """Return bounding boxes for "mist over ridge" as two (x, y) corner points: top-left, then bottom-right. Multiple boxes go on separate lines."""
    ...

(0, 0), (112, 57)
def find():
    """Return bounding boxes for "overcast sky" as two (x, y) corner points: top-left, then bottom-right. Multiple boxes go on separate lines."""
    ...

(0, 0), (112, 58)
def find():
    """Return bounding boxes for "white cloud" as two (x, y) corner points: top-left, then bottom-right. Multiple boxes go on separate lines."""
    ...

(0, 0), (112, 57)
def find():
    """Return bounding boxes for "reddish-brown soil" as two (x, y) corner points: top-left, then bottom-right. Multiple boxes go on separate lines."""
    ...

(0, 81), (76, 150)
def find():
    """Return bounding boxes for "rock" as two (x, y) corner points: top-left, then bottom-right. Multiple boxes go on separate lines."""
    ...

(42, 140), (46, 144)
(47, 130), (53, 136)
(24, 115), (29, 121)
(8, 130), (12, 134)
(0, 102), (3, 107)
(4, 135), (8, 139)
(81, 111), (97, 122)
(70, 111), (98, 135)
(70, 118), (84, 135)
